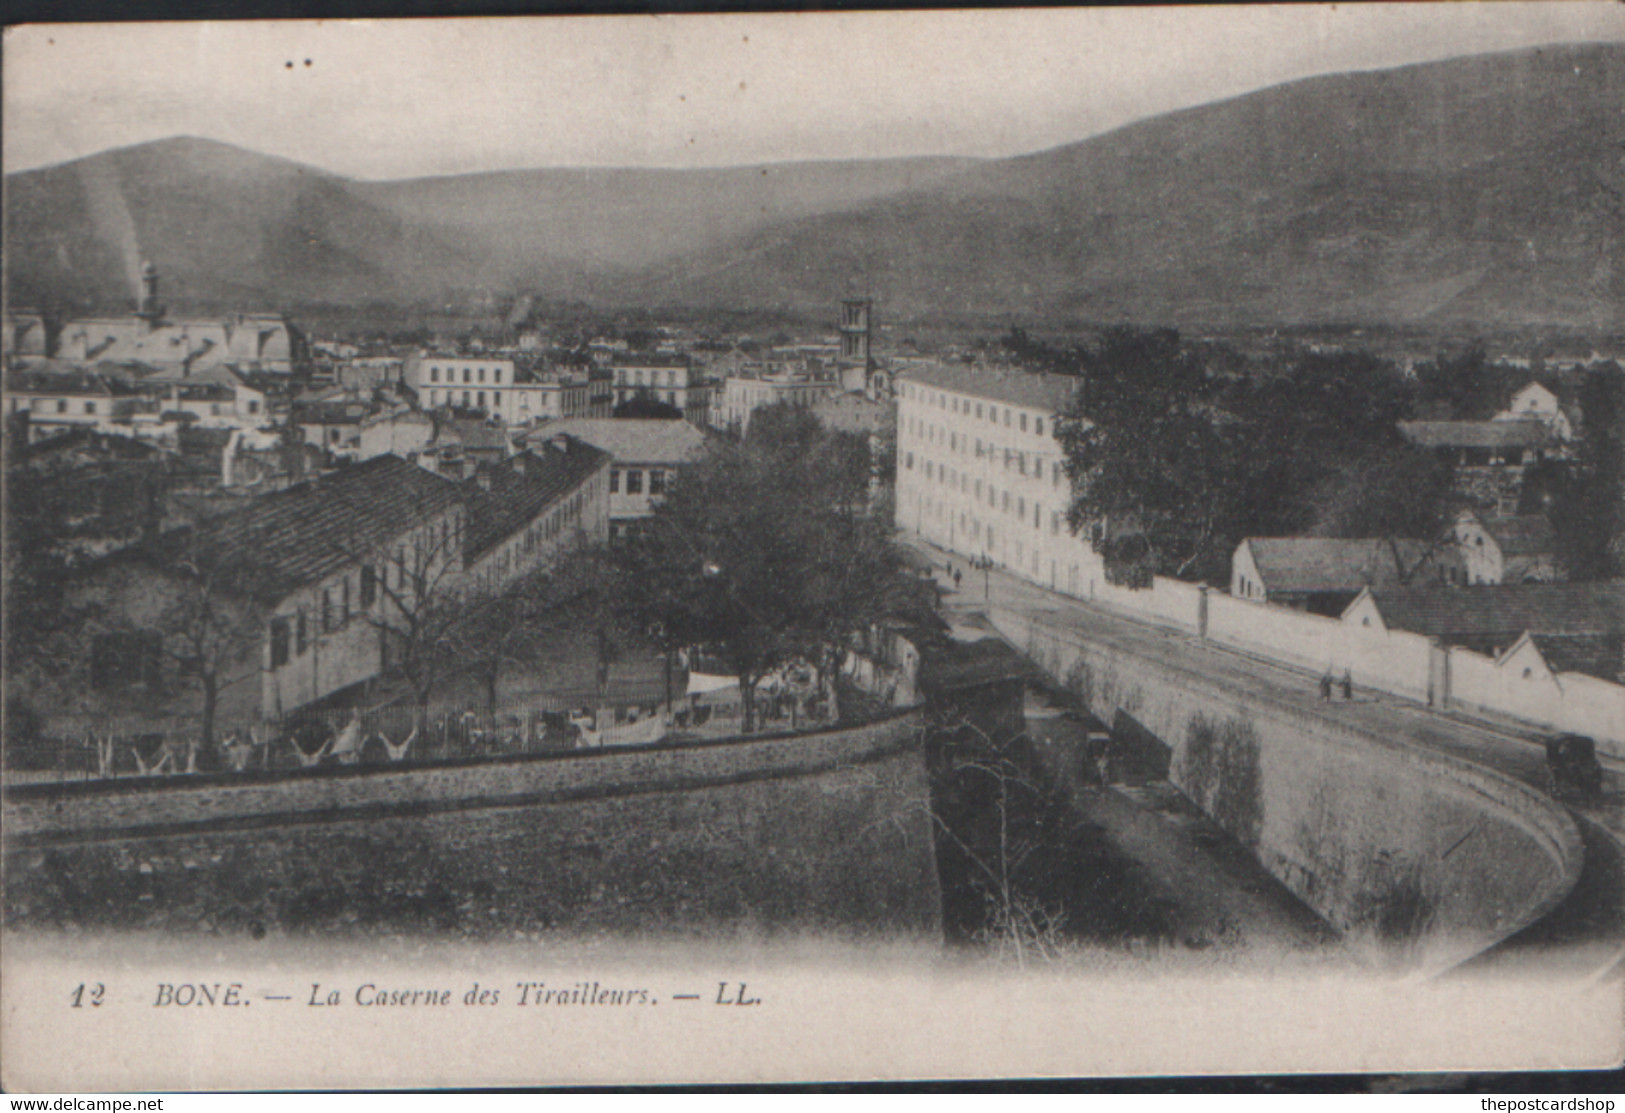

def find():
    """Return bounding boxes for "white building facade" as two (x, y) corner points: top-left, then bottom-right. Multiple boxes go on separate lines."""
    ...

(718, 375), (839, 435)
(894, 365), (1110, 596)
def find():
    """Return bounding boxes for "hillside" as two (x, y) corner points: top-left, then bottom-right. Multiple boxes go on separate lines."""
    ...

(3, 138), (976, 317)
(3, 137), (480, 315)
(629, 42), (1625, 327)
(5, 42), (1622, 328)
(359, 157), (981, 274)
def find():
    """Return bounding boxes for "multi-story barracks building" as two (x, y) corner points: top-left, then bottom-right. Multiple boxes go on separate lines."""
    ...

(894, 364), (1111, 597)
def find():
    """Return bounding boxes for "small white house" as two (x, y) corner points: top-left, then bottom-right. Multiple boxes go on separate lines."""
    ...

(1451, 510), (1561, 585)
(1494, 382), (1574, 441)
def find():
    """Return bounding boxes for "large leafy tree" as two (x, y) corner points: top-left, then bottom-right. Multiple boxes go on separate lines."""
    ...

(1055, 328), (1250, 584)
(611, 404), (909, 730)
(1050, 328), (1451, 586)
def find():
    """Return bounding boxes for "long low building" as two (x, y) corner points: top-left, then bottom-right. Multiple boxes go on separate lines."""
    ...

(895, 364), (1111, 595)
(43, 441), (611, 734)
(530, 418), (708, 539)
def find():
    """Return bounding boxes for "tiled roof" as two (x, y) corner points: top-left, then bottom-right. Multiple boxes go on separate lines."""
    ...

(140, 366), (249, 389)
(1398, 420), (1551, 450)
(1244, 538), (1435, 595)
(18, 428), (165, 464)
(899, 364), (1080, 415)
(462, 437), (610, 562)
(293, 401), (373, 425)
(137, 455), (464, 602)
(438, 418), (511, 452)
(534, 419), (708, 465)
(1530, 634), (1625, 683)
(4, 367), (129, 396)
(1368, 582), (1625, 639)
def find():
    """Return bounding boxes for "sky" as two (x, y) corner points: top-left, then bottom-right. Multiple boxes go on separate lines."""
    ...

(5, 3), (1625, 180)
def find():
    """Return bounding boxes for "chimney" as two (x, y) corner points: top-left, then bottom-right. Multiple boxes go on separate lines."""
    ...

(135, 261), (165, 328)
(550, 434), (570, 454)
(512, 452), (526, 476)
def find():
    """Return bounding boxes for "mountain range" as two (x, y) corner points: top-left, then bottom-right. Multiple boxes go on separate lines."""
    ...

(6, 41), (1622, 329)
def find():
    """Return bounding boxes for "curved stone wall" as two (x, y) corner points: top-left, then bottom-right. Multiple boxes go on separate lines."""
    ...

(999, 609), (1583, 973)
(3, 712), (942, 941)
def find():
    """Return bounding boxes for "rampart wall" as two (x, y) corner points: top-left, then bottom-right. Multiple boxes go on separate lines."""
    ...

(993, 608), (1583, 972)
(3, 713), (942, 942)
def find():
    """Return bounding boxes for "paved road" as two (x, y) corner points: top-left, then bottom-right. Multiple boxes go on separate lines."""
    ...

(915, 541), (1624, 976)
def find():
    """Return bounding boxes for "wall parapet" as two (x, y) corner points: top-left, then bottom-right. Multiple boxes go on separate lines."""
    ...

(995, 605), (1584, 972)
(4, 709), (926, 846)
(913, 531), (1623, 748)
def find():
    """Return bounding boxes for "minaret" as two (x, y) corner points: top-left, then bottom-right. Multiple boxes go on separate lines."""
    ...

(134, 261), (166, 328)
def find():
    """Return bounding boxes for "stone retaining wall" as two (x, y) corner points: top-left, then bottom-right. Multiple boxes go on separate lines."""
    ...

(994, 608), (1583, 972)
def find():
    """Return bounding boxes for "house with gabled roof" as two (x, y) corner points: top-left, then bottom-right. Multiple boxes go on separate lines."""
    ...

(530, 419), (708, 539)
(1451, 510), (1562, 585)
(1493, 381), (1576, 441)
(3, 364), (144, 443)
(460, 436), (611, 592)
(1343, 581), (1625, 684)
(57, 455), (468, 731)
(1230, 537), (1448, 616)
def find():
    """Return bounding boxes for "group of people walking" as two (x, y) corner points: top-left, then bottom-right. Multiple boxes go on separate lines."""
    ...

(1320, 669), (1355, 702)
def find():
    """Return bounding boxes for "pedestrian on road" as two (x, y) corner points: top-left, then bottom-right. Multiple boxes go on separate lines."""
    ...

(1318, 672), (1333, 702)
(954, 569), (963, 591)
(1341, 670), (1353, 701)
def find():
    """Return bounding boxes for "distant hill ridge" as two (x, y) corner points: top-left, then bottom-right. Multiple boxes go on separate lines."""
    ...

(6, 42), (1622, 327)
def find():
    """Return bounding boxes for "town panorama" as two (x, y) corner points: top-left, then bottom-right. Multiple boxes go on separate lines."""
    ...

(2, 16), (1623, 1088)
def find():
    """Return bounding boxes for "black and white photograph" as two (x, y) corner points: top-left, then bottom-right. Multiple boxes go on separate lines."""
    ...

(2, 5), (1623, 1090)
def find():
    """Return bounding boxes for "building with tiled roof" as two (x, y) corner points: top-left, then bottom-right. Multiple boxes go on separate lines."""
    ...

(54, 267), (301, 374)
(1348, 581), (1625, 665)
(461, 436), (611, 591)
(531, 419), (709, 538)
(3, 364), (144, 442)
(1493, 382), (1576, 441)
(1398, 419), (1552, 456)
(1346, 581), (1625, 685)
(1399, 418), (1561, 514)
(1231, 537), (1448, 614)
(1452, 510), (1561, 585)
(900, 364), (1080, 415)
(65, 455), (469, 725)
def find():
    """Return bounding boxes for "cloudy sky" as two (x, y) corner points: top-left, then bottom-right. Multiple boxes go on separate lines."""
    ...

(6, 4), (1623, 179)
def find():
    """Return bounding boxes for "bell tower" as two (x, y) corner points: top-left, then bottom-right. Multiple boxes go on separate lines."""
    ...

(837, 298), (872, 393)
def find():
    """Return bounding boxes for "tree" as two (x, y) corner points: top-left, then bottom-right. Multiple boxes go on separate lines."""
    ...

(1309, 445), (1456, 547)
(610, 403), (909, 731)
(1416, 345), (1490, 415)
(1531, 362), (1625, 580)
(1056, 328), (1248, 584)
(326, 490), (469, 716)
(454, 537), (613, 711)
(154, 532), (270, 749)
(1055, 329), (1449, 585)
(926, 710), (1068, 967)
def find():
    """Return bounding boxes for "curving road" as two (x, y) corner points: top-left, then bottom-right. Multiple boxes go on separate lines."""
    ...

(912, 539), (1625, 976)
